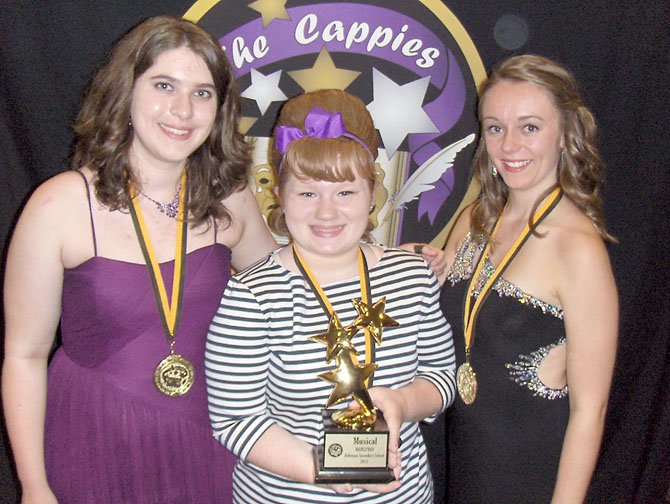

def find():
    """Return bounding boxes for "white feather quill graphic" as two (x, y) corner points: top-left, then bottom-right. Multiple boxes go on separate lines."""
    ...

(379, 133), (476, 225)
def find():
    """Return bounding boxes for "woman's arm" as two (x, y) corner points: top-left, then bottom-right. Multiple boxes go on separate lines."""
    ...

(225, 185), (278, 271)
(551, 235), (618, 503)
(340, 265), (456, 493)
(2, 177), (76, 504)
(372, 267), (457, 435)
(326, 377), (442, 494)
(206, 277), (348, 487)
(368, 377), (444, 442)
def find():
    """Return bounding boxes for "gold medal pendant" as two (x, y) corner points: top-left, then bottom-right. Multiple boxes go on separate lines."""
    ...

(457, 362), (477, 405)
(154, 353), (195, 397)
(129, 171), (193, 398)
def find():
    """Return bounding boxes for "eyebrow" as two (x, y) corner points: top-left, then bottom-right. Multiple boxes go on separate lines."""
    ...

(149, 74), (216, 91)
(482, 114), (545, 122)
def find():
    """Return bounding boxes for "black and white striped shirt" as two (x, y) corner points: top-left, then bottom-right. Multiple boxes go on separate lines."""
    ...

(206, 247), (456, 503)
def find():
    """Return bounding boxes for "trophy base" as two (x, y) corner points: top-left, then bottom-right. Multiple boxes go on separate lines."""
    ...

(313, 446), (395, 484)
(313, 408), (394, 484)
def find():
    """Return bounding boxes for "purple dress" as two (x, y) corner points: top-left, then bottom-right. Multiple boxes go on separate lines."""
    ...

(44, 230), (236, 502)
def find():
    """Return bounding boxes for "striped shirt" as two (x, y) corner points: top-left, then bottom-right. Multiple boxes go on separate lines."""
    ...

(206, 247), (456, 503)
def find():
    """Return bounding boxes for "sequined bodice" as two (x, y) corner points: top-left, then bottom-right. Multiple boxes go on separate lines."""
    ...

(447, 232), (563, 319)
(445, 232), (568, 399)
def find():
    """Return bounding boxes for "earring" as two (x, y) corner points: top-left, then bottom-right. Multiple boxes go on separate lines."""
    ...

(558, 149), (564, 169)
(369, 204), (375, 215)
(491, 163), (498, 176)
(128, 118), (133, 127)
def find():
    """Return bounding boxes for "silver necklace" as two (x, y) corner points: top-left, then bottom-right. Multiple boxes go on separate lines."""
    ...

(136, 183), (181, 219)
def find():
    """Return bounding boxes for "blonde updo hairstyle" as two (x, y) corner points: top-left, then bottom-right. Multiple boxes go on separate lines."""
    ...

(471, 54), (615, 242)
(269, 89), (378, 238)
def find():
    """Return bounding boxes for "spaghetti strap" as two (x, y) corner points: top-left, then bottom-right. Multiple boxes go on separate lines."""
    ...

(75, 170), (98, 257)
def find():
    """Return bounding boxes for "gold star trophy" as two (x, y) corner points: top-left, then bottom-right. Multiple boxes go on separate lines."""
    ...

(311, 297), (398, 484)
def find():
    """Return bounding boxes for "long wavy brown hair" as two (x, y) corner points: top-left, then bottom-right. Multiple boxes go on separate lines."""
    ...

(471, 54), (616, 242)
(71, 15), (249, 227)
(268, 89), (378, 239)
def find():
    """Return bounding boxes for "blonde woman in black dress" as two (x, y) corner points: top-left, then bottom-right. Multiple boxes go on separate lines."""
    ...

(440, 54), (618, 503)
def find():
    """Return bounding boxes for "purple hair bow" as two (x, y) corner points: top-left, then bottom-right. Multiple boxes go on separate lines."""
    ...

(275, 107), (372, 157)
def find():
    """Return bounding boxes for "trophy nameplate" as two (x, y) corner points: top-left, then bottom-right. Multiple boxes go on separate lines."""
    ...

(314, 409), (393, 484)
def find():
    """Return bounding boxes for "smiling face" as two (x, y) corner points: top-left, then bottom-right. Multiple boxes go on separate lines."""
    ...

(482, 79), (564, 195)
(281, 169), (374, 264)
(129, 46), (218, 172)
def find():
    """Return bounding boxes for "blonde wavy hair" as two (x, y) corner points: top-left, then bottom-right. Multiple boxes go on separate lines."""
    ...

(471, 54), (615, 242)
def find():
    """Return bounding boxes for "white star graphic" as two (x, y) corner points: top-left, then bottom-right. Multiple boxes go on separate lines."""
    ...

(241, 68), (287, 115)
(367, 69), (438, 158)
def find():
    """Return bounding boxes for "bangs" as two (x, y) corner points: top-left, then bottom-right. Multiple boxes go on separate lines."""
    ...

(283, 137), (374, 182)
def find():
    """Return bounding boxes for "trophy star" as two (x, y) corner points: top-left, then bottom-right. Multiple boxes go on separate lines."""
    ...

(310, 313), (360, 363)
(319, 361), (378, 409)
(351, 297), (399, 345)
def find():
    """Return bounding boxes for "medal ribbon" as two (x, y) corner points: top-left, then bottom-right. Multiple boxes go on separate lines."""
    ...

(292, 245), (375, 375)
(463, 187), (563, 362)
(128, 171), (188, 349)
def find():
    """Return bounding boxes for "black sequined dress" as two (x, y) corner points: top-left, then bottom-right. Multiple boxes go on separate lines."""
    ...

(440, 233), (569, 504)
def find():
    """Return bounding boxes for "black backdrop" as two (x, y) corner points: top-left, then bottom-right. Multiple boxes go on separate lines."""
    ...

(1, 2), (668, 502)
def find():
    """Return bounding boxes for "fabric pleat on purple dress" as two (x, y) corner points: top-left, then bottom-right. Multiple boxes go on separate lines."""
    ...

(44, 244), (235, 503)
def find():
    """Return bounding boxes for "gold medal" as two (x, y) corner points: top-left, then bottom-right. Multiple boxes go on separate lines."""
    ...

(153, 353), (195, 396)
(129, 172), (193, 397)
(457, 362), (477, 405)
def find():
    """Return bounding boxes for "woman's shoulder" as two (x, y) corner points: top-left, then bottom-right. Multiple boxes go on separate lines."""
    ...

(540, 200), (618, 322)
(543, 199), (612, 275)
(34, 168), (88, 196)
(9, 170), (95, 268)
(23, 170), (90, 221)
(547, 198), (605, 246)
(443, 203), (477, 263)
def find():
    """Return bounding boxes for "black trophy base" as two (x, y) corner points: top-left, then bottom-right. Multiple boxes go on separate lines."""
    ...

(313, 408), (394, 484)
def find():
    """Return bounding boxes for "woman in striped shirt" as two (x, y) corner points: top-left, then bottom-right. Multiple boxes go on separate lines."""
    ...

(206, 89), (456, 503)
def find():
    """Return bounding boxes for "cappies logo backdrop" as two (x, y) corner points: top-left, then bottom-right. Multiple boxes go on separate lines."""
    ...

(185, 0), (485, 246)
